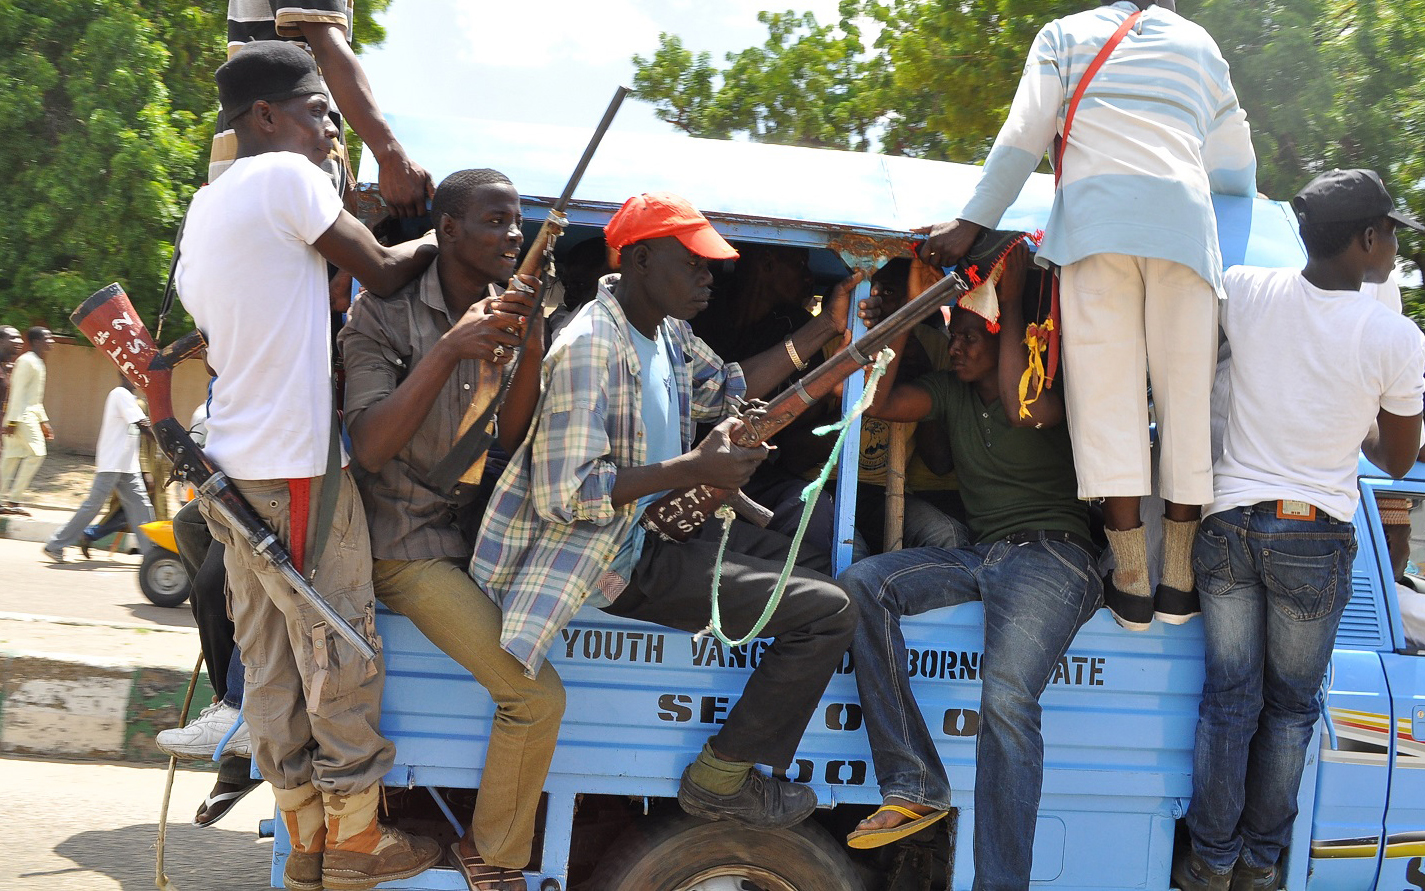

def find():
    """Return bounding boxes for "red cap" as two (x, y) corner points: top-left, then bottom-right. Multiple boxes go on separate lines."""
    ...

(604, 192), (739, 264)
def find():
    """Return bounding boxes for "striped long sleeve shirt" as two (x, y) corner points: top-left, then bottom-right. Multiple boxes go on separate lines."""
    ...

(472, 279), (746, 677)
(959, 1), (1256, 290)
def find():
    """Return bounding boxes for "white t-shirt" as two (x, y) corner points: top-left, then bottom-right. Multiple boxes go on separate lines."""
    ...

(1209, 266), (1425, 522)
(1396, 581), (1425, 649)
(95, 387), (146, 473)
(1362, 274), (1403, 314)
(175, 152), (344, 479)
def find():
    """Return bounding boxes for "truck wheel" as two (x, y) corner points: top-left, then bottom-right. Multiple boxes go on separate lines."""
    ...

(593, 813), (865, 891)
(139, 548), (191, 608)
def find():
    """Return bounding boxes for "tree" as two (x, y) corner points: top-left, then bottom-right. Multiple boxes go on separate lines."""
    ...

(0, 0), (391, 335)
(633, 8), (883, 150)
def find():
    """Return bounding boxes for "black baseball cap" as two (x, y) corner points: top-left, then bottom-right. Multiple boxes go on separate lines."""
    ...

(215, 41), (325, 120)
(1292, 169), (1424, 232)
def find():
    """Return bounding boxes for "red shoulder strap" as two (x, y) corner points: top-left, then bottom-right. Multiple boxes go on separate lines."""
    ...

(1055, 9), (1143, 184)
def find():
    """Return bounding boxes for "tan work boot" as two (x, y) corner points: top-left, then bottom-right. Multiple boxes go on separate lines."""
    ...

(273, 782), (326, 891)
(322, 785), (441, 890)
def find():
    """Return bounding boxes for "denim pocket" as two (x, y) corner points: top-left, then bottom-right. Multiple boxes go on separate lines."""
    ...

(1261, 539), (1353, 621)
(1193, 525), (1234, 597)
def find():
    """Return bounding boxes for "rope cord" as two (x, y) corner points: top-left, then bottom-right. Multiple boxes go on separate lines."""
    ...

(703, 347), (894, 646)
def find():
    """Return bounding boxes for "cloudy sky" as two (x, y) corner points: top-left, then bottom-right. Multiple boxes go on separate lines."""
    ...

(360, 0), (846, 135)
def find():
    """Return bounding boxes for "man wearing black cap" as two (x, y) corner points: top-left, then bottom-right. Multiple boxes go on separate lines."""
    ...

(1173, 169), (1425, 891)
(175, 42), (439, 891)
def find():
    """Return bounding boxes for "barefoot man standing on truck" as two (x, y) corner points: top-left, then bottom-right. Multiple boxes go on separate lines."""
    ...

(473, 192), (879, 829)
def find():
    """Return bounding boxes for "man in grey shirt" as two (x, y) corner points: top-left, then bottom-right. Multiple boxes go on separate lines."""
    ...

(339, 168), (556, 891)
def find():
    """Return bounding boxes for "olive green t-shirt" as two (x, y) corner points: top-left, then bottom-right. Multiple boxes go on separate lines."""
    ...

(915, 370), (1089, 544)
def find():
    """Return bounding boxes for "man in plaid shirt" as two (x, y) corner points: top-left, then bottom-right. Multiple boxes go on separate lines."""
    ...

(474, 192), (877, 828)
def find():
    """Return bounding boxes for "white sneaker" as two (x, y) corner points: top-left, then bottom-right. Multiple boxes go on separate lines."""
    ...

(156, 702), (251, 759)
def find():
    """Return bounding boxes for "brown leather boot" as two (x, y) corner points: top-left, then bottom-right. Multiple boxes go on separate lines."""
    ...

(322, 786), (441, 891)
(283, 852), (323, 891)
(273, 783), (326, 891)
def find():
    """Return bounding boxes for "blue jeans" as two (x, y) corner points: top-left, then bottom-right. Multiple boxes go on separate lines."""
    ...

(842, 526), (1102, 891)
(1184, 504), (1357, 873)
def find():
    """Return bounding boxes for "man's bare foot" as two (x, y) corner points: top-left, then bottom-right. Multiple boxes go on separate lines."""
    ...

(855, 796), (938, 832)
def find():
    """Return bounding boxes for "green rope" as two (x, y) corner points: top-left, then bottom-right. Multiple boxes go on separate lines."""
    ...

(703, 347), (895, 646)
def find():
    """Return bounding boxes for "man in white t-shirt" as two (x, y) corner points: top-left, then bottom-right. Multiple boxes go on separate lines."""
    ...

(43, 379), (155, 562)
(174, 42), (439, 891)
(1175, 169), (1425, 891)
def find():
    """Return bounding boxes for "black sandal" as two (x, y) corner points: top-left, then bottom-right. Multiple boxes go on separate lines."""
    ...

(193, 775), (262, 828)
(447, 842), (527, 891)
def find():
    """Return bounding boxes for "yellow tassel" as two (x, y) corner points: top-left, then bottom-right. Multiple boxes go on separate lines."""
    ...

(1018, 318), (1054, 419)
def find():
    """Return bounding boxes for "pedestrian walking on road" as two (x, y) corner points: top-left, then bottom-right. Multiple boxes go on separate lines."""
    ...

(1, 326), (56, 515)
(44, 377), (155, 562)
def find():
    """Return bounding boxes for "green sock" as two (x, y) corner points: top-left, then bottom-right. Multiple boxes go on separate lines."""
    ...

(687, 742), (753, 795)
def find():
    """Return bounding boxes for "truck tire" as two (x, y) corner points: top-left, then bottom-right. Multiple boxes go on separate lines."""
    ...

(592, 813), (866, 891)
(139, 547), (191, 608)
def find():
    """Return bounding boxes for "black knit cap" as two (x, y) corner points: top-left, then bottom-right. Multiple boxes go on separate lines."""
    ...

(1293, 169), (1425, 232)
(216, 41), (325, 119)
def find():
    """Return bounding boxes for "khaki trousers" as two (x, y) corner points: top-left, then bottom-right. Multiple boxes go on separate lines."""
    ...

(1059, 252), (1218, 506)
(373, 557), (565, 869)
(201, 471), (394, 795)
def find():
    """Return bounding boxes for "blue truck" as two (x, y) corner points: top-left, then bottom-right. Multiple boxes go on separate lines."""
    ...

(269, 117), (1425, 890)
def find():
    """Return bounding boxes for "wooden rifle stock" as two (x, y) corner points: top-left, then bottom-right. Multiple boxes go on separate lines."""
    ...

(430, 85), (630, 496)
(642, 269), (971, 542)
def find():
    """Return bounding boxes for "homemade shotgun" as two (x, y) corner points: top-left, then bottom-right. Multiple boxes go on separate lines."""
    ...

(642, 229), (1031, 542)
(71, 283), (377, 662)
(427, 85), (630, 497)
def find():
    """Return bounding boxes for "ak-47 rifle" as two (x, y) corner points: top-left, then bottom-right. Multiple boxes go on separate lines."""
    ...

(71, 283), (377, 662)
(642, 229), (1032, 543)
(427, 85), (630, 497)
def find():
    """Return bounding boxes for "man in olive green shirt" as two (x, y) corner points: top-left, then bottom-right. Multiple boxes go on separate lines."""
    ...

(838, 243), (1103, 890)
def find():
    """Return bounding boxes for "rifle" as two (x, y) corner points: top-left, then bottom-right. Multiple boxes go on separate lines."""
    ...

(427, 85), (630, 497)
(642, 229), (1032, 543)
(71, 283), (377, 663)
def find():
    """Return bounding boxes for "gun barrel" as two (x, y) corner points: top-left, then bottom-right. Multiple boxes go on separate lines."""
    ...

(554, 86), (629, 212)
(199, 472), (377, 662)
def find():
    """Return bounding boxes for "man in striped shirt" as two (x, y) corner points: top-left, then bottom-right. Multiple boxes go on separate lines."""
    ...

(919, 0), (1257, 633)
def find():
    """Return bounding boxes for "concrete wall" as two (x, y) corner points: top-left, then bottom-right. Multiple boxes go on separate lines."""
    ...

(32, 340), (209, 454)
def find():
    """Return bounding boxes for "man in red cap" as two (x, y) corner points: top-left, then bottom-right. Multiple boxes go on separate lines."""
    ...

(473, 191), (876, 828)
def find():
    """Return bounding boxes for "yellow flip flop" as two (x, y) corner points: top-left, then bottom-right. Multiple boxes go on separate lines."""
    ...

(846, 803), (950, 849)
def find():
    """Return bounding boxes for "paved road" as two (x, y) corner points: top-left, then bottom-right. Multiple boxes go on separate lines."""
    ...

(0, 537), (194, 630)
(0, 756), (275, 891)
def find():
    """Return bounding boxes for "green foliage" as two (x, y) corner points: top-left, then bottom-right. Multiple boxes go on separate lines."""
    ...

(633, 6), (883, 150)
(0, 0), (390, 336)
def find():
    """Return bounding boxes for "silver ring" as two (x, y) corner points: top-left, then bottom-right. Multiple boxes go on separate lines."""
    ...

(493, 345), (506, 359)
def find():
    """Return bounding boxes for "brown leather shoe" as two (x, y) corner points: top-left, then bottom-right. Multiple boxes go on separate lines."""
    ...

(322, 826), (441, 890)
(283, 850), (322, 891)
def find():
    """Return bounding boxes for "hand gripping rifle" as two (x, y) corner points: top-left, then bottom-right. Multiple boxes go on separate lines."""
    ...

(641, 228), (1032, 543)
(71, 283), (377, 662)
(427, 85), (630, 498)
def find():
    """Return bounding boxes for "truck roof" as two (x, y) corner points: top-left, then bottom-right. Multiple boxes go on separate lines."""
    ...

(361, 112), (1308, 267)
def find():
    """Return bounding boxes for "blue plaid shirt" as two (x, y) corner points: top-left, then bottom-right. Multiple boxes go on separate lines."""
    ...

(472, 277), (746, 676)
